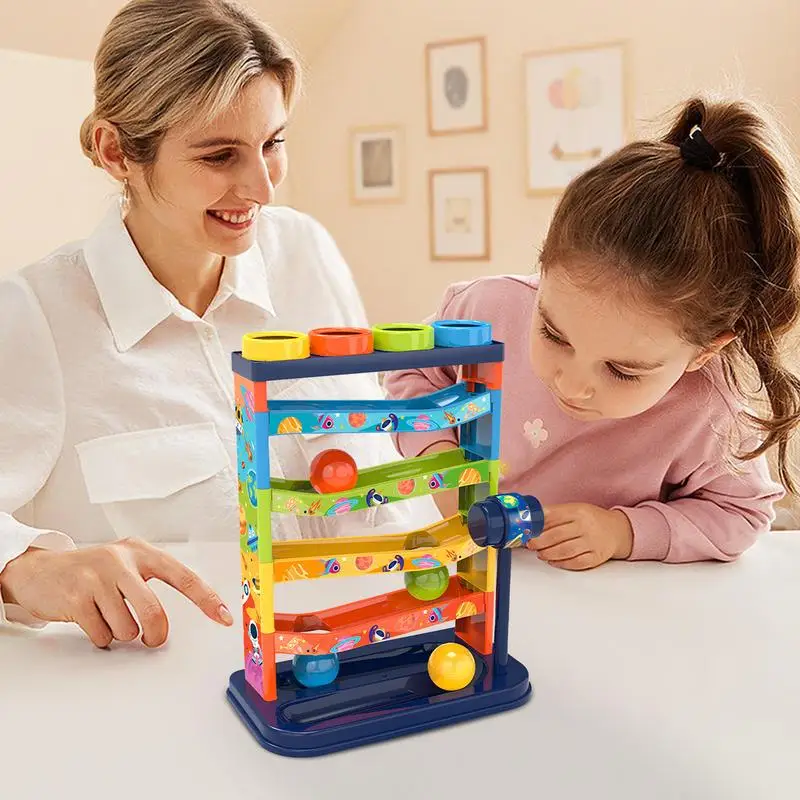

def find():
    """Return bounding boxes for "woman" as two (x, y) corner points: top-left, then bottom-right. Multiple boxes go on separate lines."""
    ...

(0, 0), (439, 649)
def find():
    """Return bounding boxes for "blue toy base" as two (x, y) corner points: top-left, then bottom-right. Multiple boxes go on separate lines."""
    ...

(226, 630), (531, 757)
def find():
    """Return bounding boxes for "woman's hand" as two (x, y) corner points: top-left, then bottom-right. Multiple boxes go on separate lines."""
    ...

(526, 503), (633, 570)
(0, 538), (233, 647)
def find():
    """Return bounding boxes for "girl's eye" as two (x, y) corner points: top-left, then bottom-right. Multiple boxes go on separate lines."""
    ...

(539, 319), (643, 384)
(607, 364), (641, 383)
(540, 324), (567, 346)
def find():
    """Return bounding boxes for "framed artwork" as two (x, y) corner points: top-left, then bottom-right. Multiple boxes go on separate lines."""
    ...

(350, 126), (403, 203)
(523, 41), (630, 195)
(428, 167), (490, 261)
(425, 36), (487, 135)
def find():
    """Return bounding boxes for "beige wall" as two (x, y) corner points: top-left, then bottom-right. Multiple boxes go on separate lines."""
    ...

(0, 49), (114, 275)
(288, 0), (800, 325)
(0, 0), (356, 63)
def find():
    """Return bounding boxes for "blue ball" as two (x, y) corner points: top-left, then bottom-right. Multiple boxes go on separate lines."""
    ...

(292, 653), (340, 688)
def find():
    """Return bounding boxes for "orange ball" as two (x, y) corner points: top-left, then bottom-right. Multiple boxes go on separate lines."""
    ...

(309, 449), (358, 494)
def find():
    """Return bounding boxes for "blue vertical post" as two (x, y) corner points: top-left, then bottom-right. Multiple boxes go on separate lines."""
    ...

(487, 389), (502, 459)
(493, 547), (513, 671)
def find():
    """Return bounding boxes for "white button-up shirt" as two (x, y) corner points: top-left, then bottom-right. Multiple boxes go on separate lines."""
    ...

(0, 204), (440, 625)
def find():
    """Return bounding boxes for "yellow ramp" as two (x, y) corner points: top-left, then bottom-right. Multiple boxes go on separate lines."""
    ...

(272, 515), (480, 582)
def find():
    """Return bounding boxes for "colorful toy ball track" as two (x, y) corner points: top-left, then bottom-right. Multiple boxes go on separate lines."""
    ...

(227, 320), (541, 757)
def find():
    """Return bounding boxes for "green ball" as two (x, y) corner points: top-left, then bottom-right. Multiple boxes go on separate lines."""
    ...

(405, 566), (449, 601)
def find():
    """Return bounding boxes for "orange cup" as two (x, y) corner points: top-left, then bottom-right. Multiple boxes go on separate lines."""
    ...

(308, 327), (374, 357)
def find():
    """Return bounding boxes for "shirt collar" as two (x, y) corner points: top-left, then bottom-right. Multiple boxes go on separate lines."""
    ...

(83, 203), (275, 352)
(209, 230), (275, 318)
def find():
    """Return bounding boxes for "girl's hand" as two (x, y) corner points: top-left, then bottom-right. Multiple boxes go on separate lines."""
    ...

(526, 503), (633, 570)
(0, 538), (233, 647)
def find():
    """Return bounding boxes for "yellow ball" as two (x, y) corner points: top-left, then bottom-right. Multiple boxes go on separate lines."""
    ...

(427, 643), (476, 691)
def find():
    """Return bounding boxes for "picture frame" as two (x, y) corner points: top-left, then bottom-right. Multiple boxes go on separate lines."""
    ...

(350, 126), (403, 204)
(425, 36), (488, 136)
(523, 41), (630, 195)
(428, 167), (490, 261)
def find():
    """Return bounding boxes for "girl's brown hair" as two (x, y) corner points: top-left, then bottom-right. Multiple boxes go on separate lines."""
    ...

(539, 96), (800, 492)
(80, 0), (300, 174)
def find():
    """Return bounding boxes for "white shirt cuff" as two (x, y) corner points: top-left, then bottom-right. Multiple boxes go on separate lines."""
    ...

(0, 530), (76, 628)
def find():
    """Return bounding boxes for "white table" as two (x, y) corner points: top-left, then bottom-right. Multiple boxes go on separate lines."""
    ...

(3, 535), (799, 800)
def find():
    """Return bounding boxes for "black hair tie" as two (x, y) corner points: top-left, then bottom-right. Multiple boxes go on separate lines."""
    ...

(680, 116), (725, 170)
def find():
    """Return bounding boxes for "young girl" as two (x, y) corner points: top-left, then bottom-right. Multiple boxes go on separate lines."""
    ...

(384, 96), (800, 570)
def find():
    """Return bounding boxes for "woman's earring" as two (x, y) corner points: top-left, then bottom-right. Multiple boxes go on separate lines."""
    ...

(121, 178), (131, 214)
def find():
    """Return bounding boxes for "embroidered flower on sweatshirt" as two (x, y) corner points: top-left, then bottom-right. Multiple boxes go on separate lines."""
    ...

(524, 418), (549, 448)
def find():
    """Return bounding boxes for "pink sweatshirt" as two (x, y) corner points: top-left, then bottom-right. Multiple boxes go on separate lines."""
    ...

(383, 275), (783, 563)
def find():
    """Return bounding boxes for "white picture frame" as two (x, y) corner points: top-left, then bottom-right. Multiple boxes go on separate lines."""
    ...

(429, 167), (490, 261)
(524, 41), (630, 195)
(350, 126), (403, 204)
(426, 37), (488, 136)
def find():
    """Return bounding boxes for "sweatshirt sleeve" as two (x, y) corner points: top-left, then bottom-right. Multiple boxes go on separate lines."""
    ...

(614, 427), (783, 563)
(381, 283), (468, 458)
(0, 275), (75, 627)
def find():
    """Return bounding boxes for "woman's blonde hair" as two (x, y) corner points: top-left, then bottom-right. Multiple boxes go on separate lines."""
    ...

(80, 0), (300, 172)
